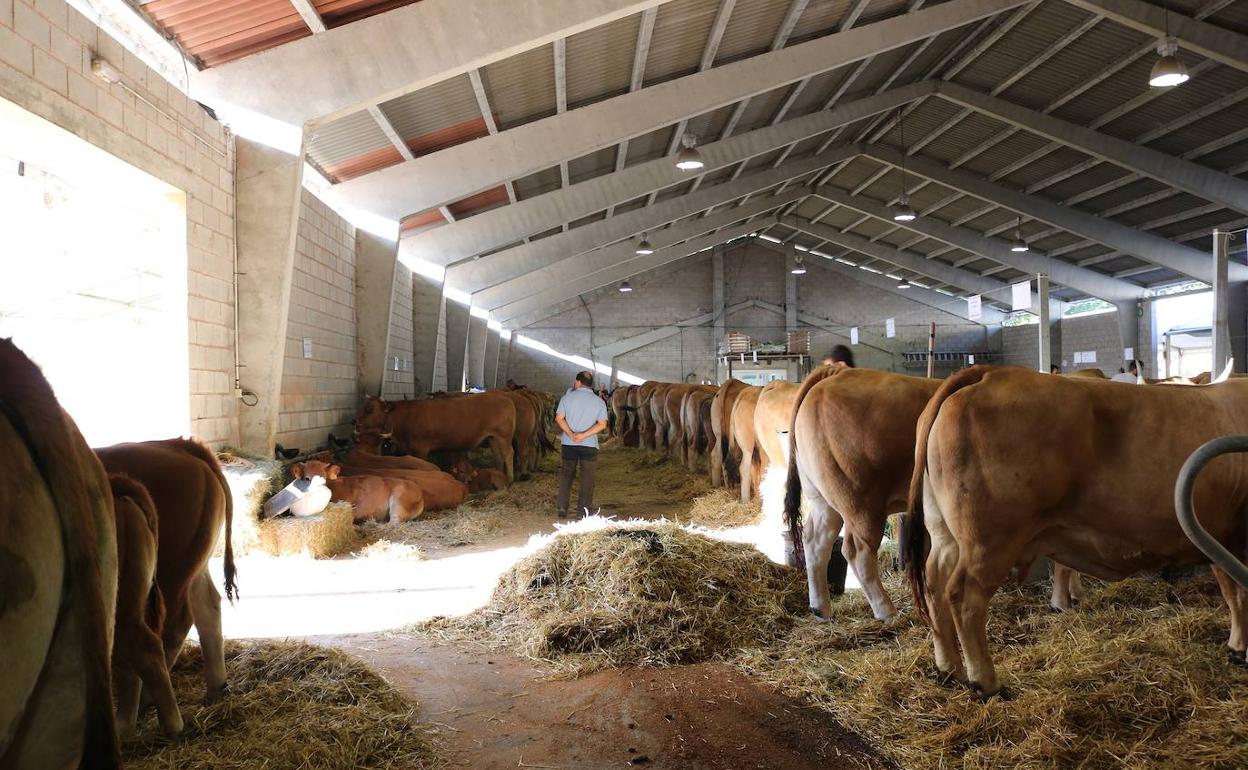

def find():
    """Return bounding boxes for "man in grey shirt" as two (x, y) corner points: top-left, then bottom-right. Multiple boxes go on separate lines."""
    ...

(555, 370), (610, 518)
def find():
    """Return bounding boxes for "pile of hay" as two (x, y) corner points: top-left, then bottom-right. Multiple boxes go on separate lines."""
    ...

(428, 517), (805, 674)
(123, 640), (440, 769)
(255, 502), (359, 559)
(737, 571), (1248, 770)
(216, 449), (286, 555)
(680, 488), (763, 529)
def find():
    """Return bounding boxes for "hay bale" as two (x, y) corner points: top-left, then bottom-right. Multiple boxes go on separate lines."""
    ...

(122, 640), (439, 769)
(216, 449), (286, 556)
(256, 502), (359, 558)
(429, 517), (805, 674)
(680, 488), (763, 529)
(737, 571), (1248, 770)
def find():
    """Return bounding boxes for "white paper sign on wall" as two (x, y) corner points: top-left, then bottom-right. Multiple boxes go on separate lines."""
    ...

(967, 294), (982, 322)
(968, 354), (976, 365)
(1124, 347), (1134, 361)
(1011, 281), (1030, 311)
(302, 338), (313, 358)
(1074, 350), (1096, 364)
(885, 318), (896, 338)
(850, 327), (859, 345)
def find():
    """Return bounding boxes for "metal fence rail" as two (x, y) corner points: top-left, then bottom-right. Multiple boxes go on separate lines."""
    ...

(1175, 435), (1248, 590)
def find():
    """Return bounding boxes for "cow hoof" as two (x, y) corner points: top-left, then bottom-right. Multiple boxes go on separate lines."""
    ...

(933, 669), (965, 688)
(1227, 648), (1247, 666)
(205, 683), (229, 703)
(809, 606), (831, 623)
(971, 683), (1010, 702)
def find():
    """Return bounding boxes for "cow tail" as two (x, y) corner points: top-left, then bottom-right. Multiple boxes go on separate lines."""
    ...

(784, 366), (840, 571)
(177, 438), (238, 603)
(905, 366), (989, 624)
(720, 388), (741, 485)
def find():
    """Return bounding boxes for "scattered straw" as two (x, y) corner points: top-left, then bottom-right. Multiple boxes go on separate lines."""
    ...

(256, 502), (359, 558)
(217, 449), (285, 556)
(122, 640), (441, 769)
(426, 517), (805, 675)
(679, 488), (763, 529)
(736, 570), (1248, 770)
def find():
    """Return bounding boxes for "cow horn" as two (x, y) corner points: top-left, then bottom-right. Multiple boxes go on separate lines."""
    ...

(1213, 358), (1235, 384)
(380, 431), (393, 439)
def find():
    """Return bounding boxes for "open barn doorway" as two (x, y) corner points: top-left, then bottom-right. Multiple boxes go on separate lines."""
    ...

(1152, 291), (1215, 379)
(0, 96), (189, 446)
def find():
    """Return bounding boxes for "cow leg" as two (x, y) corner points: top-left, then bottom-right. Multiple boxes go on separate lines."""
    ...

(843, 524), (897, 621)
(922, 479), (965, 683)
(127, 623), (183, 736)
(114, 666), (143, 738)
(800, 487), (842, 620)
(189, 570), (228, 701)
(161, 594), (194, 670)
(709, 438), (723, 486)
(1050, 562), (1074, 612)
(489, 436), (515, 483)
(950, 562), (1005, 698)
(1213, 566), (1248, 660)
(738, 441), (755, 504)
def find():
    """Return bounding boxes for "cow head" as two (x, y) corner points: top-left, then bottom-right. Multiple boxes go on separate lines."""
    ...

(297, 460), (339, 482)
(356, 394), (391, 430)
(354, 429), (394, 454)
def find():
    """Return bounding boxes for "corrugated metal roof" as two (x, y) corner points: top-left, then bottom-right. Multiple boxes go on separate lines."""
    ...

(714, 0), (790, 65)
(448, 186), (510, 218)
(643, 0), (721, 85)
(787, 0), (853, 42)
(143, 0), (311, 67)
(565, 13), (639, 108)
(568, 147), (617, 185)
(315, 0), (419, 28)
(306, 109), (397, 181)
(480, 43), (557, 130)
(380, 74), (487, 153)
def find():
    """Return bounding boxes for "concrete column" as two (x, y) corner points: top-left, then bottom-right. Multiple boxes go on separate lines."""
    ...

(355, 230), (399, 398)
(1114, 299), (1141, 371)
(1231, 283), (1247, 374)
(234, 137), (304, 456)
(484, 329), (501, 388)
(1213, 230), (1231, 375)
(1037, 273), (1051, 373)
(410, 271), (445, 396)
(444, 299), (471, 391)
(500, 333), (515, 385)
(785, 245), (798, 335)
(712, 247), (726, 353)
(609, 357), (619, 389)
(465, 313), (488, 389)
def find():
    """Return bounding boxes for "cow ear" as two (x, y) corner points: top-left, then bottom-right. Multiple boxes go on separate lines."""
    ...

(328, 464), (341, 480)
(291, 463), (304, 479)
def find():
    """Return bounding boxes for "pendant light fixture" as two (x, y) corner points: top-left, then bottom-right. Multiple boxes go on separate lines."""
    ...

(619, 281), (633, 293)
(635, 234), (654, 255)
(897, 277), (912, 289)
(675, 133), (705, 171)
(1010, 217), (1029, 252)
(1149, 2), (1189, 87)
(893, 108), (917, 222)
(791, 253), (807, 275)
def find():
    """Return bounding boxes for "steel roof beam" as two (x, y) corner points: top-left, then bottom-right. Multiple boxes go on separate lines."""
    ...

(860, 144), (1245, 283)
(449, 155), (839, 294)
(398, 84), (931, 266)
(330, 0), (1025, 219)
(191, 0), (670, 126)
(1063, 0), (1248, 73)
(481, 190), (804, 313)
(496, 219), (771, 323)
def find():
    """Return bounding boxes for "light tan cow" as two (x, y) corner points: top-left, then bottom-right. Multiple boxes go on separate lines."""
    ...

(904, 366), (1248, 697)
(679, 385), (718, 470)
(709, 378), (749, 487)
(728, 386), (763, 503)
(108, 474), (182, 738)
(1, 339), (121, 770)
(648, 383), (676, 452)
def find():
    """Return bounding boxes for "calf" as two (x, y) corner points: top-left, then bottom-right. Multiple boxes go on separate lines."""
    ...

(450, 460), (508, 492)
(108, 475), (182, 738)
(336, 464), (468, 511)
(294, 461), (425, 523)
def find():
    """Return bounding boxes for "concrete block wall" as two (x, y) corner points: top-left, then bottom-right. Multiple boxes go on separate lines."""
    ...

(276, 190), (358, 450)
(723, 248), (786, 344)
(1002, 324), (1040, 368)
(1, 0), (238, 446)
(410, 270), (444, 395)
(1060, 310), (1127, 374)
(383, 262), (416, 399)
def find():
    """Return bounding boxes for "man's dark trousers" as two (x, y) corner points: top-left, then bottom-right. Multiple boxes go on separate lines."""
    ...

(557, 445), (598, 516)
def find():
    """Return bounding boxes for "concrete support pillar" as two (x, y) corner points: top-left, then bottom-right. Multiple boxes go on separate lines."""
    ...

(466, 313), (488, 389)
(1037, 273), (1051, 373)
(500, 333), (515, 385)
(444, 299), (471, 391)
(355, 230), (399, 398)
(609, 357), (619, 390)
(1114, 299), (1141, 370)
(410, 271), (445, 396)
(785, 245), (798, 335)
(234, 138), (304, 456)
(1231, 282), (1247, 374)
(484, 329), (501, 388)
(1213, 231), (1232, 375)
(712, 247), (725, 351)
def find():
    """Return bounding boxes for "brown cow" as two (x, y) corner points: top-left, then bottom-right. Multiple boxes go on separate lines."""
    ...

(620, 384), (644, 447)
(1, 339), (120, 769)
(728, 386), (763, 503)
(108, 475), (182, 738)
(752, 380), (800, 507)
(649, 383), (676, 452)
(635, 381), (662, 451)
(337, 464), (468, 511)
(344, 435), (441, 472)
(663, 384), (706, 460)
(450, 460), (509, 492)
(904, 367), (1248, 697)
(295, 461), (426, 523)
(357, 392), (517, 482)
(680, 385), (718, 470)
(710, 378), (749, 487)
(496, 388), (539, 475)
(96, 438), (236, 704)
(610, 385), (633, 442)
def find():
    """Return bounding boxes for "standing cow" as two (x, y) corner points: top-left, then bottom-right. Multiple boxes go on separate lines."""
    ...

(709, 378), (749, 487)
(904, 367), (1248, 697)
(358, 393), (517, 482)
(1, 339), (121, 769)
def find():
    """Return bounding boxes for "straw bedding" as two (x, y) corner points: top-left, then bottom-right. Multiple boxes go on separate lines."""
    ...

(679, 487), (763, 528)
(123, 640), (440, 770)
(255, 502), (359, 558)
(216, 449), (286, 556)
(428, 517), (806, 674)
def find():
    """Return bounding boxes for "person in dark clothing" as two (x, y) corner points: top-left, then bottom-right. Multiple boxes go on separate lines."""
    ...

(554, 370), (609, 518)
(820, 344), (855, 369)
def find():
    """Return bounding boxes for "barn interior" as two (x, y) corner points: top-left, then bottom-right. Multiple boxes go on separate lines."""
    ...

(4, 0), (1248, 768)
